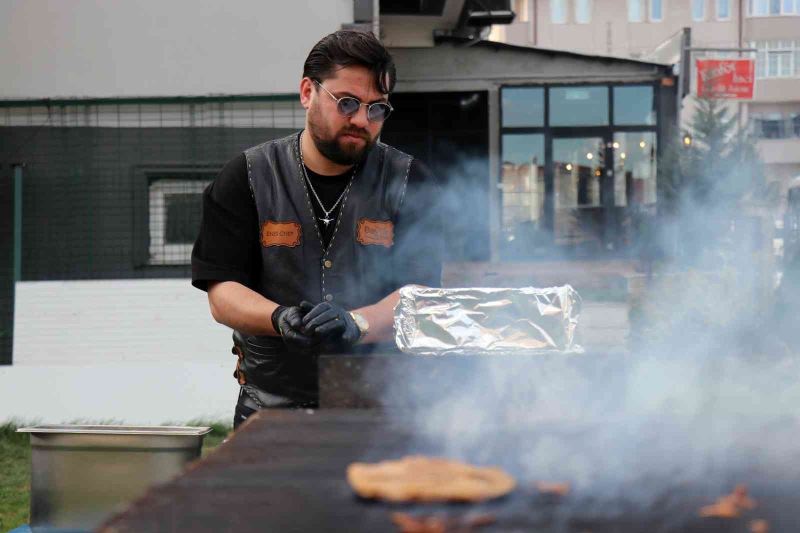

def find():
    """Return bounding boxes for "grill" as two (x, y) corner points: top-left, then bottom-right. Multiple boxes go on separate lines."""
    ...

(100, 348), (800, 533)
(318, 350), (627, 409)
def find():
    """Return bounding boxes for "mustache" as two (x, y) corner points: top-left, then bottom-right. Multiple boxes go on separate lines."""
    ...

(339, 128), (369, 140)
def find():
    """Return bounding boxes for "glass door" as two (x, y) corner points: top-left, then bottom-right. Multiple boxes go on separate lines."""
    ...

(551, 135), (610, 256)
(500, 133), (547, 259)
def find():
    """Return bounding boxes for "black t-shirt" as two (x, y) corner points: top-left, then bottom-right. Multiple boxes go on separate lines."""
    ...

(191, 150), (443, 294)
(303, 164), (352, 248)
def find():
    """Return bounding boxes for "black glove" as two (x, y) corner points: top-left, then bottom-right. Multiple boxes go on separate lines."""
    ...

(271, 304), (318, 353)
(301, 301), (360, 351)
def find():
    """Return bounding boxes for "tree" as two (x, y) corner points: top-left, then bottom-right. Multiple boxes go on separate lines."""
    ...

(658, 95), (766, 267)
(629, 95), (770, 354)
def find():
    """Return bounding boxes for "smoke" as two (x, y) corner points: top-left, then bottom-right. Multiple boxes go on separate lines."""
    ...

(365, 122), (800, 527)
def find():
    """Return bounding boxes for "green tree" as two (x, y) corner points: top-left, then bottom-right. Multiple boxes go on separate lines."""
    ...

(684, 96), (764, 206)
(658, 95), (765, 266)
(630, 95), (769, 354)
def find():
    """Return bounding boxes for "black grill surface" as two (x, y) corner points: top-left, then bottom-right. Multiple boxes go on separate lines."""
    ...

(99, 409), (800, 533)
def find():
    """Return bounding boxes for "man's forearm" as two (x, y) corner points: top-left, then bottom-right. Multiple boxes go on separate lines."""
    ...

(208, 283), (405, 342)
(207, 281), (280, 336)
(353, 290), (401, 344)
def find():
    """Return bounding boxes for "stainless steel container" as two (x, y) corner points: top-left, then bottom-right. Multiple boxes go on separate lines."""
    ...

(17, 425), (211, 532)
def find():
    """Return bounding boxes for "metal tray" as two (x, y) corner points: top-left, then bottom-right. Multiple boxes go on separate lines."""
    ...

(18, 425), (212, 532)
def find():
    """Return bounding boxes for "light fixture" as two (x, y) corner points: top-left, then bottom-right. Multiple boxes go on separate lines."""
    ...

(683, 135), (692, 146)
(595, 169), (601, 176)
(612, 142), (620, 149)
(565, 163), (573, 171)
(620, 152), (627, 159)
(586, 153), (593, 160)
(639, 140), (647, 148)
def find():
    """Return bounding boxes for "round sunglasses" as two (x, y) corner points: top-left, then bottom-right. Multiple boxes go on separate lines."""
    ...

(314, 80), (393, 123)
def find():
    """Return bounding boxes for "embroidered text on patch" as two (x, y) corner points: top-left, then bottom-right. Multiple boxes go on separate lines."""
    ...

(261, 221), (302, 247)
(357, 219), (394, 248)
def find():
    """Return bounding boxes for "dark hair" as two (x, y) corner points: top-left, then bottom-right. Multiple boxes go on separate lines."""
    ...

(303, 30), (396, 94)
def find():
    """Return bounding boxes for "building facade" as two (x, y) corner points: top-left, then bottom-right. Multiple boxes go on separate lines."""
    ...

(490, 0), (800, 206)
(0, 0), (675, 379)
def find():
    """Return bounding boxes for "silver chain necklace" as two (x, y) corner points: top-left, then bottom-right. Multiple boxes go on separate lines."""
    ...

(299, 132), (356, 227)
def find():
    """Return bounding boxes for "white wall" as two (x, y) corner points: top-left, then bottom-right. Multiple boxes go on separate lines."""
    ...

(12, 279), (229, 365)
(0, 0), (353, 99)
(2, 280), (238, 424)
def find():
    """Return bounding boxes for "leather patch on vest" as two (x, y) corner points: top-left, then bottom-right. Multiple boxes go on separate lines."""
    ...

(261, 221), (301, 247)
(357, 219), (394, 248)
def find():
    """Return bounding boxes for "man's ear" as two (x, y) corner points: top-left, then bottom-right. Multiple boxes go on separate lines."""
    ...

(299, 77), (315, 110)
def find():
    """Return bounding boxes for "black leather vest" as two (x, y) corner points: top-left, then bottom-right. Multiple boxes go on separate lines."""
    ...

(238, 131), (413, 404)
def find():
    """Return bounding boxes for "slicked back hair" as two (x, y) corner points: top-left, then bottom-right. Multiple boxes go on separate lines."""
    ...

(303, 30), (396, 95)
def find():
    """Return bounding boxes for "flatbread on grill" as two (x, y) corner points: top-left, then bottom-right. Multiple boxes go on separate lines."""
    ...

(346, 455), (516, 503)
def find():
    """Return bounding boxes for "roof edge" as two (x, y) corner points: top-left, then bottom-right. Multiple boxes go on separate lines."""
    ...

(430, 36), (675, 70)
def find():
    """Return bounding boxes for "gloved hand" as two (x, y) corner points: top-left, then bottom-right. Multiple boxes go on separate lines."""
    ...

(300, 301), (360, 351)
(271, 304), (318, 353)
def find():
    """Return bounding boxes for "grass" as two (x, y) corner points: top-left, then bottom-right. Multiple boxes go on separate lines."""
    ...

(0, 420), (231, 532)
(0, 422), (30, 533)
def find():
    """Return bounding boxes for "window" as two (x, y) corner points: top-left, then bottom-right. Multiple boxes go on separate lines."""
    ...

(628, 0), (644, 21)
(499, 83), (660, 258)
(502, 87), (545, 127)
(551, 0), (567, 22)
(749, 0), (797, 14)
(501, 134), (546, 259)
(752, 40), (800, 78)
(575, 0), (592, 22)
(550, 86), (609, 126)
(754, 113), (786, 138)
(717, 0), (731, 18)
(614, 86), (656, 125)
(148, 178), (211, 265)
(751, 112), (800, 139)
(650, 0), (664, 20)
(693, 0), (706, 19)
(552, 136), (605, 249)
(614, 132), (657, 206)
(630, 0), (664, 21)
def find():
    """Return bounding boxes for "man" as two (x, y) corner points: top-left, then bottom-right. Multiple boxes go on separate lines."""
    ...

(191, 30), (443, 428)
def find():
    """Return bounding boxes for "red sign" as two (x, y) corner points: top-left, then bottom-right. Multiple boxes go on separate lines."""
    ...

(696, 58), (755, 99)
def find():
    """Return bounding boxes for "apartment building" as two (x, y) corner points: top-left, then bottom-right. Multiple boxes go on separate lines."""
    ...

(491, 0), (800, 200)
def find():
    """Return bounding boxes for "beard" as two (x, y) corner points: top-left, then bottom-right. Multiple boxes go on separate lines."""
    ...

(306, 106), (378, 166)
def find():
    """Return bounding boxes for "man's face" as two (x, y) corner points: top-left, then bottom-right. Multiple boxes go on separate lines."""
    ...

(301, 65), (388, 166)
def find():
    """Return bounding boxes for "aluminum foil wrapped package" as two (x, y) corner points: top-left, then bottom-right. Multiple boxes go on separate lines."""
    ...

(394, 286), (582, 355)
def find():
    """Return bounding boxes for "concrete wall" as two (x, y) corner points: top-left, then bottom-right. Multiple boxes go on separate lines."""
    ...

(751, 78), (800, 103)
(0, 0), (353, 99)
(497, 0), (741, 58)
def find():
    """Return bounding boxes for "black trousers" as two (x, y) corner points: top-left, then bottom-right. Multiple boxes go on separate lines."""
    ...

(233, 388), (259, 429)
(233, 387), (316, 429)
